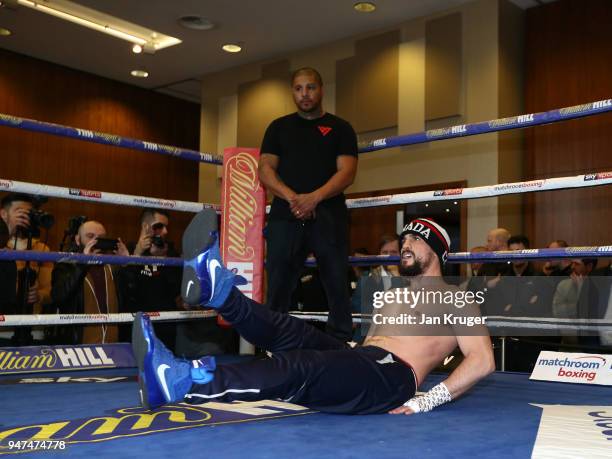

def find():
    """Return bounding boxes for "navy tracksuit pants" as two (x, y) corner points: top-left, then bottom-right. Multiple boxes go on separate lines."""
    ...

(184, 289), (417, 414)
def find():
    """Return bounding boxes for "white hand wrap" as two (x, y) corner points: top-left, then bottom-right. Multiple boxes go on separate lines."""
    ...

(403, 382), (452, 413)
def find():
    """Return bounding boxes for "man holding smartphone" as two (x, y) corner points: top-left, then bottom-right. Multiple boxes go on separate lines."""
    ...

(51, 220), (129, 344)
(117, 209), (182, 349)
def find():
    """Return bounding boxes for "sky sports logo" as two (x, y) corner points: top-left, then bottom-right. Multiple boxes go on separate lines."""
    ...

(537, 355), (606, 382)
(584, 172), (612, 181)
(433, 189), (463, 197)
(69, 189), (102, 199)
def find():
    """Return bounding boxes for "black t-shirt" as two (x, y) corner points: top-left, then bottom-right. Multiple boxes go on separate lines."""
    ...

(0, 261), (17, 314)
(119, 243), (182, 312)
(261, 112), (358, 221)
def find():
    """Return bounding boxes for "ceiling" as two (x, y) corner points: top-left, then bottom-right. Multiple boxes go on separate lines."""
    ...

(0, 0), (552, 103)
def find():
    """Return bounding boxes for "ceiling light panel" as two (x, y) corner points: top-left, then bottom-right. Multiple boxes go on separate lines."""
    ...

(16, 0), (181, 51)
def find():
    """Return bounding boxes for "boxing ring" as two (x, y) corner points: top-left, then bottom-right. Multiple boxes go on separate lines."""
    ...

(1, 368), (611, 458)
(1, 100), (612, 457)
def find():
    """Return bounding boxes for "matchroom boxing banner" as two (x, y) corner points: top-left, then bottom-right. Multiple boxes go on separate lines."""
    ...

(220, 148), (266, 321)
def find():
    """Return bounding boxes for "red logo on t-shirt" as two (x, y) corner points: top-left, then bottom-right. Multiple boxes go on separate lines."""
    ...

(318, 126), (332, 136)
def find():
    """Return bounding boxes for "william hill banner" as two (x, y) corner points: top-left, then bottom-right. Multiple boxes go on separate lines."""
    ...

(220, 147), (266, 312)
(0, 400), (313, 449)
(0, 343), (134, 375)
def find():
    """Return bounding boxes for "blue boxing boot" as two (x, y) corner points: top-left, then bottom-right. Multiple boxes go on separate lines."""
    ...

(132, 312), (216, 410)
(181, 209), (246, 308)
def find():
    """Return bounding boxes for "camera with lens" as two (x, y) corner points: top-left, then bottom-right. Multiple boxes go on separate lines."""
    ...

(18, 209), (55, 238)
(29, 209), (55, 230)
(151, 235), (165, 248)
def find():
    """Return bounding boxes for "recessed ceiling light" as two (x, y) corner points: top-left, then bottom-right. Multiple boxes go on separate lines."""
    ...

(354, 2), (376, 13)
(132, 44), (143, 53)
(222, 43), (242, 53)
(179, 16), (215, 31)
(0, 27), (11, 36)
(130, 70), (149, 78)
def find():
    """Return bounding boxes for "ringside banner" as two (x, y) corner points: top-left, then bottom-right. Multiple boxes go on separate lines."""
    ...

(0, 343), (134, 375)
(220, 148), (266, 326)
(530, 351), (612, 386)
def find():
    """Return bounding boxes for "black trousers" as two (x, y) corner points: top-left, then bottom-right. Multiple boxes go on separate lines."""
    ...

(185, 289), (416, 414)
(265, 208), (352, 341)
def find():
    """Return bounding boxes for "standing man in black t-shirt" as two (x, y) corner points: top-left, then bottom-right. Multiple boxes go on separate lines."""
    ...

(258, 67), (358, 341)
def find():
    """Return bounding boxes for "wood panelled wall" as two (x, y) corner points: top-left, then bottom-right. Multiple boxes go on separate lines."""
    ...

(0, 49), (200, 251)
(524, 0), (612, 249)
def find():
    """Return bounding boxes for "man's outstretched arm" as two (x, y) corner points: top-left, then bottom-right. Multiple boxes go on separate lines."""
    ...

(390, 334), (495, 415)
(441, 334), (495, 398)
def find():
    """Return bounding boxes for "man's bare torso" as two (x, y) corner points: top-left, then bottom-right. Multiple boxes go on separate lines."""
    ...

(362, 280), (487, 385)
(363, 334), (457, 385)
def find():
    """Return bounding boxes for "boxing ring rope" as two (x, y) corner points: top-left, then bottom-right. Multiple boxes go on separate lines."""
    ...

(2, 310), (217, 326)
(2, 166), (612, 243)
(3, 164), (612, 267)
(345, 171), (612, 209)
(2, 245), (612, 267)
(0, 113), (222, 164)
(305, 246), (612, 268)
(288, 312), (612, 332)
(0, 249), (182, 266)
(0, 178), (219, 213)
(4, 309), (610, 331)
(3, 100), (609, 160)
(3, 168), (611, 216)
(358, 99), (612, 153)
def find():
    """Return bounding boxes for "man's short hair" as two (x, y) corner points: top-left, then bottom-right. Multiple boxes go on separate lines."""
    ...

(378, 234), (399, 252)
(582, 258), (598, 270)
(140, 208), (169, 224)
(291, 67), (323, 87)
(508, 235), (530, 248)
(353, 247), (370, 256)
(77, 220), (105, 237)
(550, 239), (569, 248)
(1, 193), (35, 210)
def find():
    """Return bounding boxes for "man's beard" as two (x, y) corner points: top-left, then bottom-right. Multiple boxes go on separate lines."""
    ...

(298, 100), (320, 113)
(399, 251), (424, 277)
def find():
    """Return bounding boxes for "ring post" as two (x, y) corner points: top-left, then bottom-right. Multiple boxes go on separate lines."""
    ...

(220, 147), (266, 354)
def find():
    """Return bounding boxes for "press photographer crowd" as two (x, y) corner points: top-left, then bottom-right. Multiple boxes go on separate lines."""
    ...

(0, 192), (233, 357)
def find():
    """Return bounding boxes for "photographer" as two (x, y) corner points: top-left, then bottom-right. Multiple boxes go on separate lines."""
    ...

(1, 193), (53, 344)
(117, 209), (181, 350)
(51, 220), (128, 344)
(0, 219), (17, 342)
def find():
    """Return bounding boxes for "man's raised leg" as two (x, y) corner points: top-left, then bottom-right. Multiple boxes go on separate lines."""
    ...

(130, 209), (349, 410)
(217, 287), (344, 353)
(180, 209), (345, 353)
